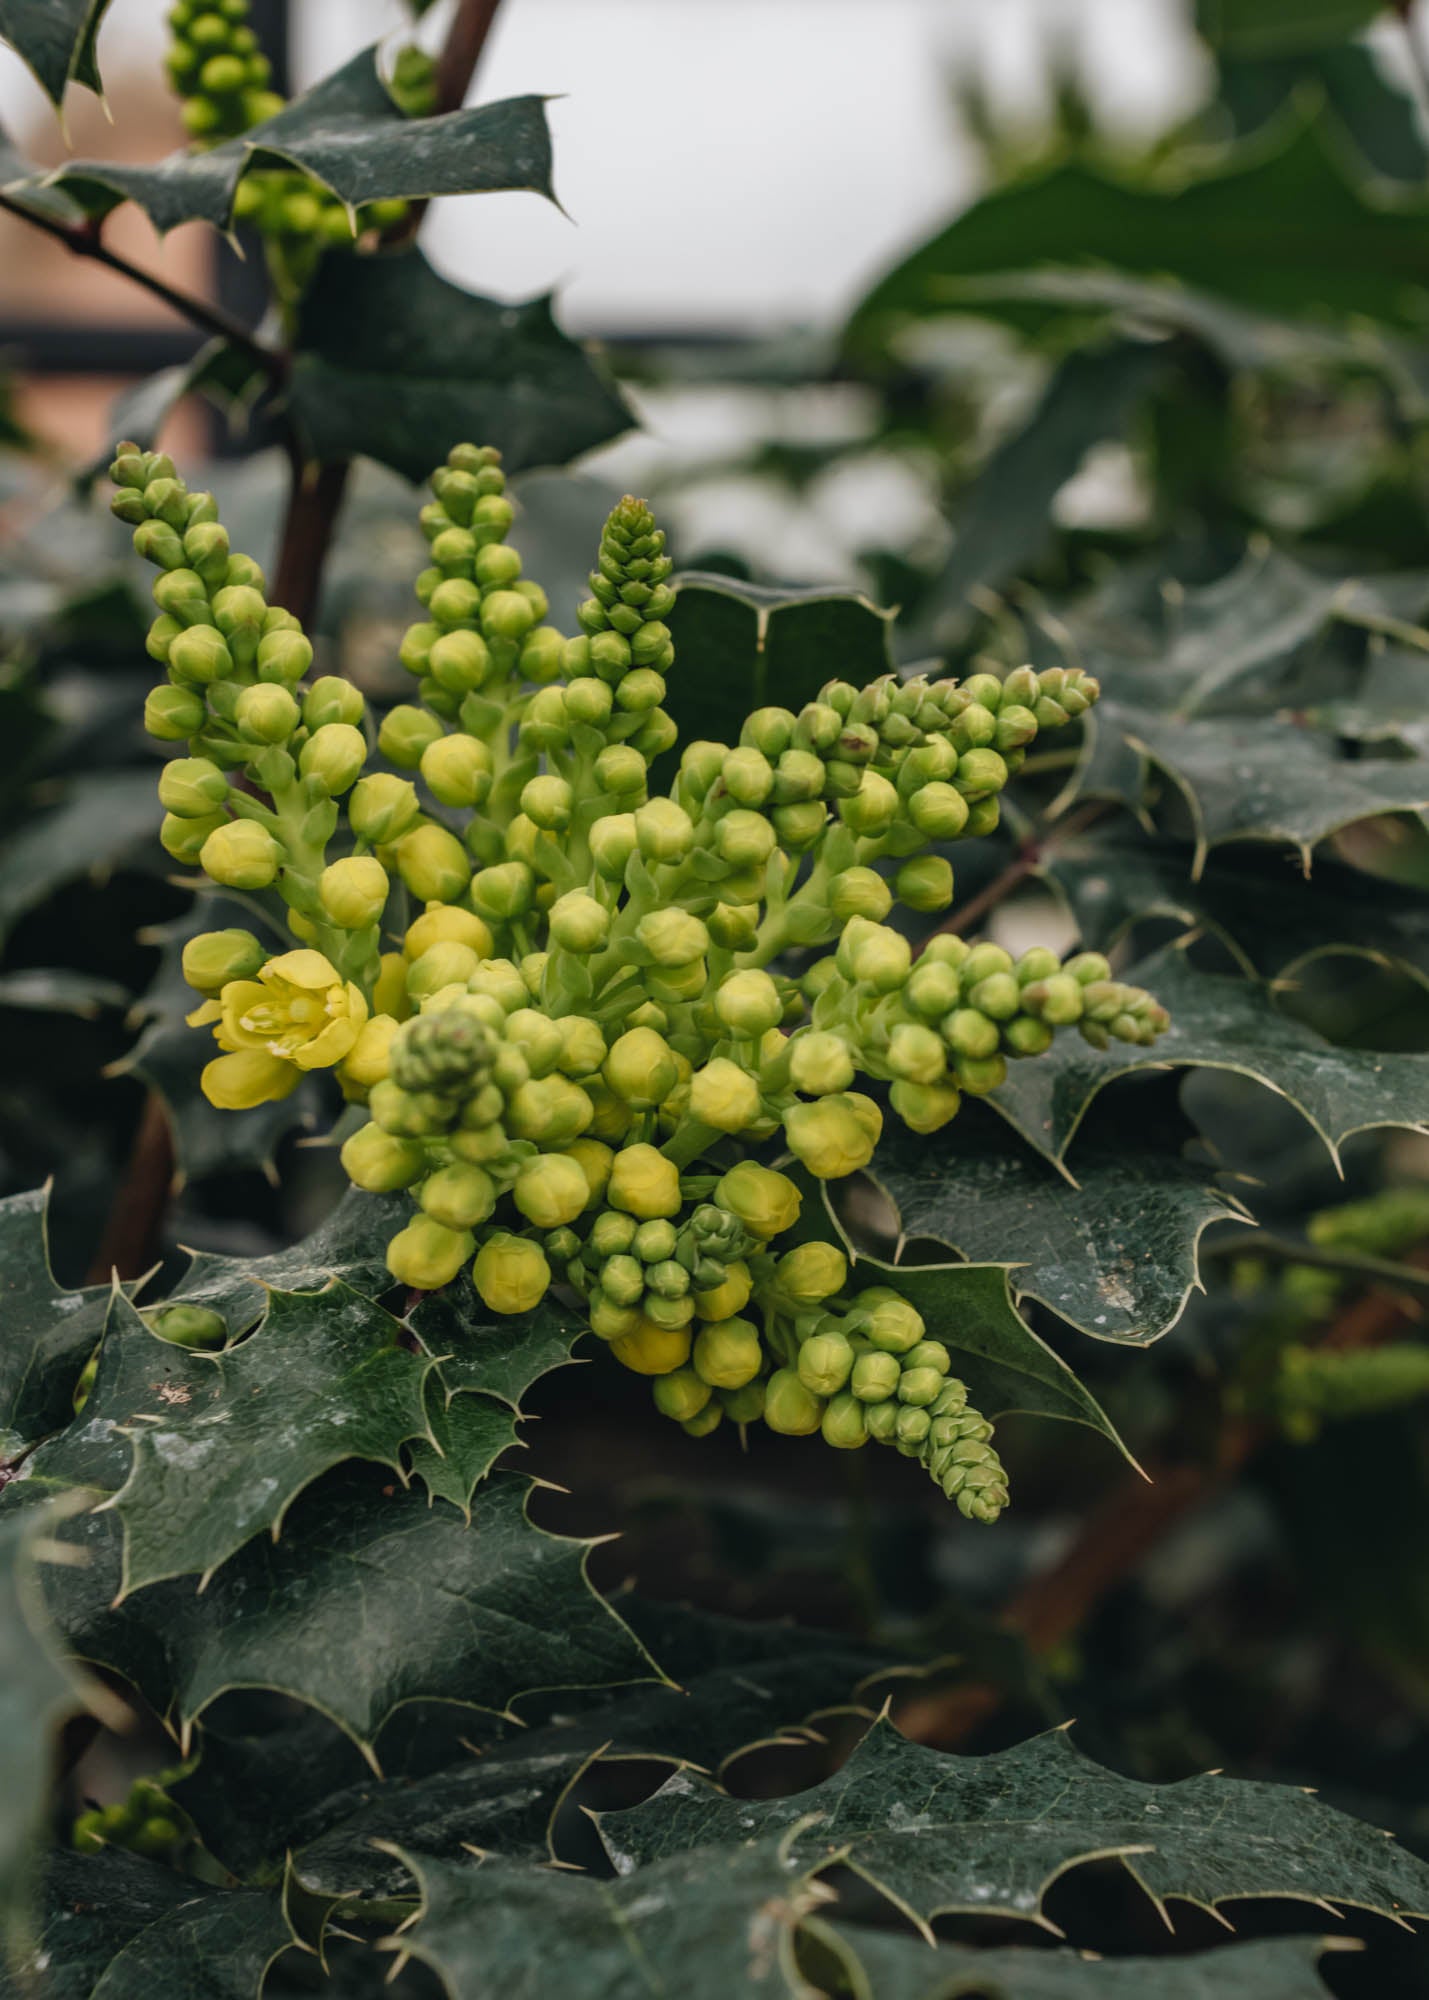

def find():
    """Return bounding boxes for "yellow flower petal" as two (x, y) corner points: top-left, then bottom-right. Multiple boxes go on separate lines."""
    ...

(201, 1049), (301, 1110)
(292, 1014), (361, 1070)
(185, 998), (223, 1029)
(264, 948), (341, 989)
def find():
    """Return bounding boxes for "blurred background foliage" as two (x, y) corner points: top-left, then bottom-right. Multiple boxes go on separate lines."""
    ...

(4, 0), (1429, 1990)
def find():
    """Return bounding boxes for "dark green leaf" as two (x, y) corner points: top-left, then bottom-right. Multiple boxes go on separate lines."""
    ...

(106, 1286), (436, 1592)
(809, 1921), (1343, 1999)
(990, 942), (1429, 1165)
(407, 1386), (519, 1515)
(828, 1252), (1126, 1449)
(47, 51), (555, 235)
(662, 574), (895, 755)
(863, 1115), (1242, 1343)
(597, 1714), (1429, 1930)
(32, 1471), (658, 1755)
(0, 0), (110, 103)
(166, 1185), (407, 1333)
(0, 1183), (115, 1459)
(409, 1289), (588, 1409)
(14, 1850), (200, 2000)
(392, 1840), (823, 2000)
(0, 1501), (119, 1942)
(288, 249), (631, 481)
(1197, 0), (1381, 57)
(845, 113), (1429, 349)
(0, 770), (159, 946)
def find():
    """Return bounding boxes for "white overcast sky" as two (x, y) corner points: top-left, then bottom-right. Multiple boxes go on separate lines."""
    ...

(1, 0), (1208, 334)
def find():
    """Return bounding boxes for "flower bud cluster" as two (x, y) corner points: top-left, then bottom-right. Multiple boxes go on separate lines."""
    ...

(72, 1779), (186, 1862)
(165, 0), (281, 138)
(122, 440), (1170, 1523)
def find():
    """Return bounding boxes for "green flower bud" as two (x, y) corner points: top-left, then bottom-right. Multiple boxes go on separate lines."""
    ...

(590, 1209), (639, 1258)
(200, 818), (281, 889)
(838, 919), (911, 993)
(542, 889), (607, 955)
(602, 1254), (646, 1307)
(421, 734), (493, 808)
(158, 756), (229, 818)
(167, 624), (232, 685)
(967, 972), (1020, 1022)
(863, 1399), (899, 1443)
(146, 1304), (227, 1351)
(714, 809), (777, 869)
(889, 1079), (962, 1134)
(896, 856), (954, 913)
(608, 1142), (682, 1219)
(594, 744), (648, 796)
(907, 781), (970, 839)
(514, 1153), (590, 1229)
(378, 704), (444, 768)
(604, 1027), (679, 1109)
(566, 676), (614, 727)
(638, 909), (709, 968)
(235, 682), (300, 744)
(347, 774), (421, 845)
(785, 1095), (879, 1180)
(472, 1232), (551, 1314)
(589, 628), (631, 677)
(506, 1076), (594, 1146)
(887, 1022), (946, 1086)
(160, 810), (226, 863)
(691, 1315), (762, 1389)
(315, 855), (388, 930)
(681, 1402), (723, 1437)
(851, 1351), (901, 1402)
(408, 943), (482, 1004)
(838, 769), (899, 836)
(720, 1379), (766, 1424)
(822, 1391), (868, 1450)
(944, 1007), (1000, 1060)
(953, 1053), (1007, 1095)
(469, 861), (533, 922)
(631, 1219), (677, 1263)
(954, 749), (1008, 800)
(895, 1405), (932, 1451)
(646, 1258), (691, 1300)
(776, 1241), (848, 1306)
(830, 866), (892, 923)
(653, 1368), (712, 1423)
(299, 722), (367, 795)
(788, 1031), (855, 1096)
(854, 1288), (926, 1353)
(590, 813), (638, 882)
(798, 1330), (854, 1397)
(135, 519), (187, 571)
(303, 678), (365, 731)
(707, 902), (760, 951)
(340, 1121), (426, 1192)
(387, 1215), (474, 1291)
(722, 746), (774, 807)
(251, 628), (311, 685)
(898, 1365), (945, 1408)
(181, 928), (266, 993)
(481, 588), (536, 641)
(904, 960), (961, 1021)
(741, 706), (795, 757)
(614, 668), (665, 714)
(764, 1367), (824, 1435)
(907, 1340), (951, 1375)
(634, 797), (694, 863)
(715, 1161), (801, 1241)
(520, 626), (565, 684)
(714, 969), (783, 1037)
(679, 740), (729, 801)
(144, 683), (206, 741)
(468, 957), (529, 1012)
(520, 773), (573, 831)
(770, 801), (826, 852)
(397, 825), (472, 904)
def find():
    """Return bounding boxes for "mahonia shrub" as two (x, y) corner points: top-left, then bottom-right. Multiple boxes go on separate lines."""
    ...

(114, 438), (1170, 1522)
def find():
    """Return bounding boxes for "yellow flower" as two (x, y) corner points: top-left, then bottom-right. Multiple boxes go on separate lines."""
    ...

(190, 949), (368, 1108)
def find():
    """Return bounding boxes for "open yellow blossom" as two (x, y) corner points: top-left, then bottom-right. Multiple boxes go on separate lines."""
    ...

(189, 949), (368, 1108)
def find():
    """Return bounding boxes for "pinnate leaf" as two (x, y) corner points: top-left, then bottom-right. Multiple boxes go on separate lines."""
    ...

(596, 1714), (1429, 1931)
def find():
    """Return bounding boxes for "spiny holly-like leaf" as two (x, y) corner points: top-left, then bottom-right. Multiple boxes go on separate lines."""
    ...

(1076, 704), (1429, 875)
(164, 1184), (407, 1334)
(862, 1116), (1243, 1343)
(0, 1500), (122, 1945)
(844, 111), (1429, 349)
(407, 1385), (519, 1515)
(1314, 644), (1429, 755)
(823, 1249), (1125, 1449)
(11, 1850), (291, 2000)
(391, 1838), (826, 2000)
(104, 1286), (436, 1593)
(0, 0), (111, 104)
(0, 1183), (120, 1460)
(661, 574), (895, 764)
(1197, 0), (1381, 57)
(115, 902), (323, 1188)
(808, 1921), (1345, 2000)
(596, 1714), (1429, 1933)
(288, 247), (631, 482)
(30, 1469), (659, 1756)
(990, 941), (1429, 1166)
(409, 1287), (589, 1408)
(0, 769), (158, 947)
(41, 50), (554, 235)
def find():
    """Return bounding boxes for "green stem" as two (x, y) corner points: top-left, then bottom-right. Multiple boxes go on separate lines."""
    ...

(1201, 1228), (1429, 1303)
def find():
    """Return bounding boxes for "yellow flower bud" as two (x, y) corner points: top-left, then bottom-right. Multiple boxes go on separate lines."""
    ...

(691, 1316), (762, 1389)
(158, 757), (229, 819)
(556, 1016), (606, 1077)
(713, 808), (777, 869)
(340, 1014), (401, 1093)
(387, 1216), (474, 1291)
(397, 825), (472, 904)
(784, 1095), (879, 1181)
(637, 909), (709, 968)
(298, 722), (367, 795)
(688, 1058), (761, 1135)
(319, 855), (390, 930)
(200, 819), (281, 890)
(506, 1077), (594, 1146)
(473, 1232), (551, 1314)
(513, 1154), (590, 1229)
(407, 941), (480, 1002)
(560, 1138), (613, 1207)
(889, 1079), (962, 1135)
(853, 1286), (926, 1354)
(604, 1028), (679, 1110)
(764, 1367), (824, 1435)
(788, 1030), (854, 1096)
(181, 928), (266, 994)
(609, 1317), (692, 1376)
(373, 951), (413, 1022)
(821, 1391), (868, 1450)
(421, 733), (493, 808)
(549, 890), (610, 954)
(234, 682), (300, 744)
(653, 1369), (712, 1422)
(715, 1162), (802, 1241)
(419, 1163), (498, 1230)
(399, 905), (490, 962)
(607, 1142), (681, 1220)
(201, 1048), (300, 1110)
(693, 1259), (752, 1322)
(634, 796), (694, 863)
(775, 1241), (848, 1306)
(340, 1121), (425, 1192)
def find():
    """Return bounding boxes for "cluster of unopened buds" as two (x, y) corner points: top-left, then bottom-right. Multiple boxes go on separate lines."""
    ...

(114, 432), (1171, 1521)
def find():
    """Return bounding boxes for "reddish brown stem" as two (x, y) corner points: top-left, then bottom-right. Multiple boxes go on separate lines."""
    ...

(935, 801), (1107, 945)
(86, 1094), (176, 1285)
